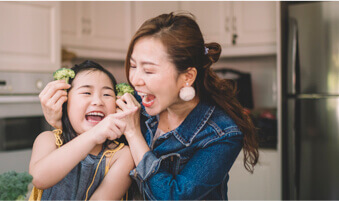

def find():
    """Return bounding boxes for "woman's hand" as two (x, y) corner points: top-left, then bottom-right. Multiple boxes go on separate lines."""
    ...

(115, 93), (141, 139)
(39, 80), (70, 129)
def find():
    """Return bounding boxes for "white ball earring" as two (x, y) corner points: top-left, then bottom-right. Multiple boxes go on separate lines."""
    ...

(179, 83), (195, 101)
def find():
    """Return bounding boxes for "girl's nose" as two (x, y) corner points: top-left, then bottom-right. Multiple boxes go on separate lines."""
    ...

(91, 94), (104, 106)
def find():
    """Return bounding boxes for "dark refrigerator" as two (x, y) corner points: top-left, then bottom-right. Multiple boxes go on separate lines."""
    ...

(282, 2), (339, 200)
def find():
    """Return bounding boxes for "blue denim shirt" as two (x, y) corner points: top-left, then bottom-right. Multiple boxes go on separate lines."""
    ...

(129, 97), (243, 200)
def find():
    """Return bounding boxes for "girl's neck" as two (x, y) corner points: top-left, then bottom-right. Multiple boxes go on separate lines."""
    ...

(158, 97), (199, 133)
(89, 144), (103, 156)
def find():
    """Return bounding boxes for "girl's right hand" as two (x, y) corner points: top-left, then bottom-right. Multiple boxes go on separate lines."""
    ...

(39, 80), (71, 129)
(88, 108), (138, 145)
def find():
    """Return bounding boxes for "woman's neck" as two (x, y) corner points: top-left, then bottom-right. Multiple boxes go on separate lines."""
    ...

(158, 97), (199, 133)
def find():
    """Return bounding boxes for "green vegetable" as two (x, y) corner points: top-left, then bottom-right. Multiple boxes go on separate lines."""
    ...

(0, 171), (33, 200)
(116, 83), (134, 97)
(53, 68), (75, 84)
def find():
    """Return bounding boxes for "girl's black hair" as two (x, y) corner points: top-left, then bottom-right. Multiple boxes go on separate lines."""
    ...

(61, 60), (128, 146)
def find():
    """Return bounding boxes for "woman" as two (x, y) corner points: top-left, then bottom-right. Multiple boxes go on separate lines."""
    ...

(40, 12), (258, 200)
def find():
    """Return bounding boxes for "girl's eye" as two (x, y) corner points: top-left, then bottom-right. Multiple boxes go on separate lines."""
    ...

(82, 92), (91, 95)
(130, 65), (136, 69)
(103, 94), (113, 97)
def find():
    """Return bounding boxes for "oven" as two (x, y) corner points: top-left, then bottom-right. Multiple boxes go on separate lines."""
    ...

(0, 72), (53, 151)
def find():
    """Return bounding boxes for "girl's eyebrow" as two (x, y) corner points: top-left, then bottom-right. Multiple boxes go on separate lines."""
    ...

(76, 85), (92, 90)
(103, 86), (114, 91)
(76, 85), (114, 91)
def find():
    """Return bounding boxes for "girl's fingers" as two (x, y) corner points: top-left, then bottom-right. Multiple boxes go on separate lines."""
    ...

(121, 93), (139, 108)
(115, 98), (127, 111)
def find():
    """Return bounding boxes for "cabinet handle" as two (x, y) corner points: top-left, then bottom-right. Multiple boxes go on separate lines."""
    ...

(225, 17), (230, 32)
(232, 16), (237, 32)
(232, 33), (238, 45)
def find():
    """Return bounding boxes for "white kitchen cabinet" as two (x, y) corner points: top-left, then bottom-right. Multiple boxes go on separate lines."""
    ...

(132, 2), (180, 33)
(61, 1), (132, 60)
(180, 1), (277, 57)
(228, 149), (281, 200)
(0, 1), (60, 72)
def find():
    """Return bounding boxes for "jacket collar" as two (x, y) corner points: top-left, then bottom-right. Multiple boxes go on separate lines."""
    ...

(173, 101), (215, 146)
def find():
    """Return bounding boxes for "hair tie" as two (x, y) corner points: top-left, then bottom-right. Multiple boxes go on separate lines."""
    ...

(204, 47), (209, 55)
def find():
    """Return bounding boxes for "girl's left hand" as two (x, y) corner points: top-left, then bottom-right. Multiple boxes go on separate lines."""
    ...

(115, 93), (141, 138)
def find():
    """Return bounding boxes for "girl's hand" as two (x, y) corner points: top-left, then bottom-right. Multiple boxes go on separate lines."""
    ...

(88, 109), (138, 144)
(39, 80), (70, 129)
(115, 93), (141, 139)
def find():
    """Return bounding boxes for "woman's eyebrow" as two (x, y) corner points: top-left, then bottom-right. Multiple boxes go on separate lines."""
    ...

(130, 56), (159, 66)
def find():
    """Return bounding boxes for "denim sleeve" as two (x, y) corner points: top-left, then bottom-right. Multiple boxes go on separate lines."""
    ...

(130, 132), (243, 200)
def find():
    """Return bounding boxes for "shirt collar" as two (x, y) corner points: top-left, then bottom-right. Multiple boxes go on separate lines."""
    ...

(173, 101), (215, 146)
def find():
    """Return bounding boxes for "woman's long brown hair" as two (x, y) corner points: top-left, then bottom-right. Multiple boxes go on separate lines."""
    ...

(125, 12), (259, 173)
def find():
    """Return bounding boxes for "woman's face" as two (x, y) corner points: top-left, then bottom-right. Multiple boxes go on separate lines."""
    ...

(67, 70), (116, 135)
(129, 37), (186, 116)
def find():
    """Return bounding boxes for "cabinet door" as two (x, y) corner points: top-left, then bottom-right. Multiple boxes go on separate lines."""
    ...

(61, 2), (131, 60)
(180, 2), (232, 47)
(61, 2), (79, 44)
(132, 2), (180, 33)
(232, 2), (276, 46)
(228, 150), (281, 199)
(84, 2), (131, 51)
(0, 2), (60, 72)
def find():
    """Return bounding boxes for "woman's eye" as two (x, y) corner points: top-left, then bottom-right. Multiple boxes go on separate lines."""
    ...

(103, 94), (113, 97)
(82, 92), (91, 95)
(130, 65), (136, 69)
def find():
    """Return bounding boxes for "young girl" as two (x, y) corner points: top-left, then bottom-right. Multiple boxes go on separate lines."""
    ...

(29, 60), (136, 200)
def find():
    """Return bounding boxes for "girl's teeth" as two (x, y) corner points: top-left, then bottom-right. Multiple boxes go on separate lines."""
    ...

(87, 112), (104, 117)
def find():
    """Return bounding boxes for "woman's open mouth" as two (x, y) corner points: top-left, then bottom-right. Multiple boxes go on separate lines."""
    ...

(85, 111), (105, 124)
(138, 92), (155, 107)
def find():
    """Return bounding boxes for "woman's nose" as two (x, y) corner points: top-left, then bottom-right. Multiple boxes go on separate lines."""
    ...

(130, 70), (145, 87)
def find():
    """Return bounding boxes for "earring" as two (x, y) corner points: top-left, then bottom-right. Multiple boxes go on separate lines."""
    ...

(179, 83), (195, 101)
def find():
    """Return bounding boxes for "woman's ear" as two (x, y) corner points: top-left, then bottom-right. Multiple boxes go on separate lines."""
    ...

(183, 67), (197, 86)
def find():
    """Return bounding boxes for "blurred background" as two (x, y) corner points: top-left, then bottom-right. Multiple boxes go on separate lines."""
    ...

(1, 1), (337, 200)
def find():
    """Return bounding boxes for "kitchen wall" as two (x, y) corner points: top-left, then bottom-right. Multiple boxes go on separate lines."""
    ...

(72, 55), (277, 109)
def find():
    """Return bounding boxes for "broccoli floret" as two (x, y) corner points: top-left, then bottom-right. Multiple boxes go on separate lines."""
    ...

(53, 68), (75, 84)
(0, 171), (33, 200)
(116, 83), (134, 97)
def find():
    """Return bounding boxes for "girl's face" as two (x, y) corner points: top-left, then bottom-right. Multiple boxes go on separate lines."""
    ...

(129, 37), (186, 116)
(67, 70), (116, 135)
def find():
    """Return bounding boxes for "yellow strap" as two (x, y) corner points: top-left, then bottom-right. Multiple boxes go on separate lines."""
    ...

(53, 129), (63, 148)
(84, 141), (125, 201)
(29, 129), (63, 200)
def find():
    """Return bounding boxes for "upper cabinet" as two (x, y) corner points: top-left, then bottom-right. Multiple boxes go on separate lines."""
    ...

(61, 1), (277, 61)
(181, 1), (277, 57)
(132, 2), (180, 33)
(0, 2), (60, 72)
(61, 1), (132, 60)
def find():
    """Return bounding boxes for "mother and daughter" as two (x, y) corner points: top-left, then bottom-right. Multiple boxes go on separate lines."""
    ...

(30, 12), (259, 200)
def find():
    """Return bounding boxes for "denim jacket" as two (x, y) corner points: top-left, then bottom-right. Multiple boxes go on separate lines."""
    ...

(129, 98), (243, 200)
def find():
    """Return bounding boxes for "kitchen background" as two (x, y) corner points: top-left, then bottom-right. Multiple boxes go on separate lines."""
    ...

(0, 1), (280, 200)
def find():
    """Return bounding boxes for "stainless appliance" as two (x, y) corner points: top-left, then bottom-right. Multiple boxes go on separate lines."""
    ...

(0, 72), (53, 150)
(282, 2), (339, 199)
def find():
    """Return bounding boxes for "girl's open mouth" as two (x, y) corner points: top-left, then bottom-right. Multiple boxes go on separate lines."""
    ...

(85, 111), (105, 123)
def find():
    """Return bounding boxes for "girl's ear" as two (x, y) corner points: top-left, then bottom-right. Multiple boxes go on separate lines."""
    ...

(183, 67), (198, 86)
